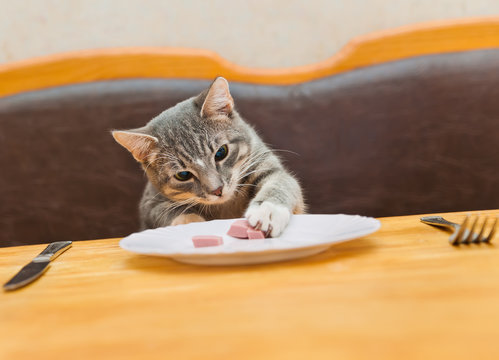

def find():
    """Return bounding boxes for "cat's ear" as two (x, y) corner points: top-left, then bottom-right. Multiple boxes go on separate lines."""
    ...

(199, 77), (234, 119)
(112, 128), (159, 163)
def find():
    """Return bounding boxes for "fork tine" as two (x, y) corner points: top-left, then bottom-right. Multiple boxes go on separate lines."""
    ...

(483, 216), (498, 243)
(462, 214), (479, 244)
(476, 216), (489, 243)
(450, 214), (469, 245)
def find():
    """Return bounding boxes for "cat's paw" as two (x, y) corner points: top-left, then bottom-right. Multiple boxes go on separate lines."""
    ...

(245, 201), (291, 237)
(171, 213), (205, 226)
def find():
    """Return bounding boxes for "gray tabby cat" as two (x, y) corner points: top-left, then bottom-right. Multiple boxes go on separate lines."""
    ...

(112, 77), (305, 237)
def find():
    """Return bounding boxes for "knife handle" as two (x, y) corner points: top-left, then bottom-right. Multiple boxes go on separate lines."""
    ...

(35, 241), (73, 262)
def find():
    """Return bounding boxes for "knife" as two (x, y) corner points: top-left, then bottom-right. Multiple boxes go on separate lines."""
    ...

(3, 241), (72, 291)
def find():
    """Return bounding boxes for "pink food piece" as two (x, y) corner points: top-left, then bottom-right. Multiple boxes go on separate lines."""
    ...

(227, 219), (251, 239)
(247, 228), (265, 239)
(192, 235), (224, 248)
(227, 219), (268, 239)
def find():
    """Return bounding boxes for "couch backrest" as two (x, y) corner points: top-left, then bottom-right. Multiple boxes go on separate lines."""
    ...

(1, 48), (498, 246)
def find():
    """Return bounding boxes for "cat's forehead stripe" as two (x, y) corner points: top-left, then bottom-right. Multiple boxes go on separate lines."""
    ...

(176, 156), (186, 168)
(183, 135), (198, 154)
(178, 144), (196, 160)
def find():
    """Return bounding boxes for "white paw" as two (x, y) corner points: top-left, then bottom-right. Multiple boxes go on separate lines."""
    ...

(244, 201), (291, 237)
(171, 213), (205, 226)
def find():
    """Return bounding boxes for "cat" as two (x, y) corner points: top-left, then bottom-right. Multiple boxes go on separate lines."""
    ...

(112, 77), (305, 237)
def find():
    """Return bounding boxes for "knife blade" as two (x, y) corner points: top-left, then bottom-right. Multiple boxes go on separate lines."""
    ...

(3, 241), (72, 291)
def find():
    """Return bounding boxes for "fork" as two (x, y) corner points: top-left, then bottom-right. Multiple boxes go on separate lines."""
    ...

(420, 214), (498, 246)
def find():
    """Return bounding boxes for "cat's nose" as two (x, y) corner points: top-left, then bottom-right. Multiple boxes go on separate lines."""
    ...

(211, 186), (223, 197)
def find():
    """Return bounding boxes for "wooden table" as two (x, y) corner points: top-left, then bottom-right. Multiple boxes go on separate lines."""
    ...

(1, 210), (498, 360)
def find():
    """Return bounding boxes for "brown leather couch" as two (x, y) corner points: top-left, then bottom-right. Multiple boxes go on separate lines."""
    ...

(1, 46), (498, 247)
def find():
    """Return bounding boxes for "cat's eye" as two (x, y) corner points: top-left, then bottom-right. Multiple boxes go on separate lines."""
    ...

(214, 144), (229, 161)
(174, 171), (193, 181)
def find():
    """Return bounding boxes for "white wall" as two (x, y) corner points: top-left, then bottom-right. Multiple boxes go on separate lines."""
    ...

(1, 0), (498, 68)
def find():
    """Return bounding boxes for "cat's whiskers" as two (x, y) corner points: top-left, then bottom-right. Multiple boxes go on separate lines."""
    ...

(176, 199), (200, 219)
(149, 191), (166, 202)
(174, 198), (198, 211)
(236, 183), (258, 188)
(240, 149), (272, 165)
(203, 203), (214, 218)
(236, 150), (272, 178)
(233, 187), (247, 198)
(267, 148), (300, 156)
(235, 152), (274, 182)
(236, 167), (274, 183)
(242, 149), (272, 166)
(156, 197), (200, 225)
(160, 197), (196, 212)
(196, 202), (211, 219)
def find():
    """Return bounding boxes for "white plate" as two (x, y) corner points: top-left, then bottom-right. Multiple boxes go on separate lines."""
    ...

(120, 214), (380, 266)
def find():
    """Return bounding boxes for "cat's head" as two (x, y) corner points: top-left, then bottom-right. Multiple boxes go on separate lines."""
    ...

(112, 77), (253, 205)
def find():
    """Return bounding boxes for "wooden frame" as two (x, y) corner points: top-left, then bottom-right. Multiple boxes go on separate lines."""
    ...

(1, 17), (499, 98)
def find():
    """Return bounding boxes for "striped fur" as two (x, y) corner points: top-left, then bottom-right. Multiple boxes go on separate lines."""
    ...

(113, 77), (305, 237)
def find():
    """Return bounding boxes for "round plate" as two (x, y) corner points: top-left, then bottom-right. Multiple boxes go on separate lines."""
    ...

(119, 214), (381, 266)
